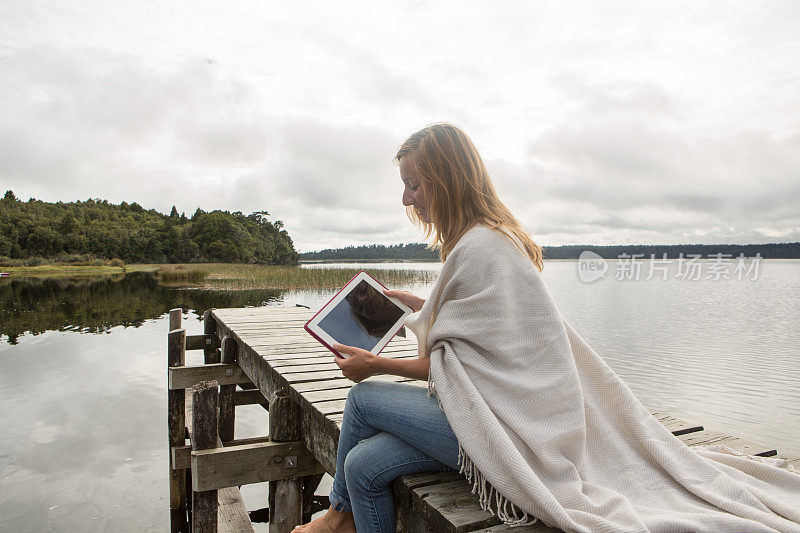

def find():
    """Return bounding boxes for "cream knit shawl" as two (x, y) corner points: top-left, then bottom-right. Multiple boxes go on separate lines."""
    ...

(404, 223), (800, 532)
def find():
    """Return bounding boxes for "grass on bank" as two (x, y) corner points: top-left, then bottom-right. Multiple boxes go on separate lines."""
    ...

(0, 255), (130, 277)
(200, 263), (437, 290)
(0, 264), (130, 277)
(1, 261), (437, 289)
(156, 265), (210, 283)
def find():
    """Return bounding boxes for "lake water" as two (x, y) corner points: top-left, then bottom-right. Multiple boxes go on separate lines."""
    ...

(1, 260), (798, 532)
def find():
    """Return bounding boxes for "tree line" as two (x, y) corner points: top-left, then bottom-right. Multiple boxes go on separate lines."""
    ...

(301, 241), (800, 261)
(301, 243), (438, 261)
(0, 190), (299, 264)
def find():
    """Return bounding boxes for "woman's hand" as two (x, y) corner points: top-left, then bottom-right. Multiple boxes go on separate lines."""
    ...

(333, 344), (379, 383)
(383, 289), (425, 313)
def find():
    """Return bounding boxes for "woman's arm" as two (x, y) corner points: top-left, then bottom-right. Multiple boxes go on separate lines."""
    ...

(333, 343), (430, 382)
(372, 354), (430, 381)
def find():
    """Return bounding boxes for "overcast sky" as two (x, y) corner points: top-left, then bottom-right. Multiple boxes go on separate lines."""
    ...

(1, 1), (798, 252)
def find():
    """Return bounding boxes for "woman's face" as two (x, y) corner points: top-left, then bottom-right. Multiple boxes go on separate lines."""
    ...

(399, 155), (430, 223)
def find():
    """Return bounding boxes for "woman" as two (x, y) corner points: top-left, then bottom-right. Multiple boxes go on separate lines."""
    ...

(293, 124), (800, 533)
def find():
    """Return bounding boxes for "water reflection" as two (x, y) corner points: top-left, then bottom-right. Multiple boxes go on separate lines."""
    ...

(0, 273), (285, 344)
(0, 262), (798, 532)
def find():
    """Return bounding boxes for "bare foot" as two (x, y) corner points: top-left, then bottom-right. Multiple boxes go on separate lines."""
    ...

(291, 504), (356, 533)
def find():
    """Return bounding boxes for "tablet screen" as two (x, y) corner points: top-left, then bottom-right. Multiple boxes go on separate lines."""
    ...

(316, 279), (405, 351)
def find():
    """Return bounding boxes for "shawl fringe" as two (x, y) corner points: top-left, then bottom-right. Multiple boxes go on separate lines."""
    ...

(429, 378), (539, 528)
(457, 444), (539, 527)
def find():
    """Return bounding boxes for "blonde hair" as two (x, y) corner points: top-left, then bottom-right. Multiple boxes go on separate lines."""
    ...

(395, 123), (544, 272)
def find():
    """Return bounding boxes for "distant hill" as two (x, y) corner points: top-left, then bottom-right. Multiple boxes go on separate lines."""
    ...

(541, 243), (800, 259)
(0, 190), (299, 264)
(301, 243), (439, 261)
(301, 241), (800, 261)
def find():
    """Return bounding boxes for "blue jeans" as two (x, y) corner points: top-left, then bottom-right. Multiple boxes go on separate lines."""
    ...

(328, 380), (461, 532)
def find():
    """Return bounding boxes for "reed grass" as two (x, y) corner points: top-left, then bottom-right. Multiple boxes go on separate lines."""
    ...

(156, 265), (210, 283)
(201, 264), (437, 290)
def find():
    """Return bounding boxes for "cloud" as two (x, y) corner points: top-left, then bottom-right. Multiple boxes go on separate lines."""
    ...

(225, 119), (416, 251)
(0, 45), (271, 207)
(2, 3), (798, 250)
(501, 72), (800, 244)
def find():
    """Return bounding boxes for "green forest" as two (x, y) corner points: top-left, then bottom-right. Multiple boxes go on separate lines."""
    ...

(301, 243), (439, 261)
(0, 191), (299, 264)
(301, 241), (800, 261)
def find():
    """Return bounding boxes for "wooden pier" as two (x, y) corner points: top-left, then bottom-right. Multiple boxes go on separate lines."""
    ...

(166, 306), (800, 532)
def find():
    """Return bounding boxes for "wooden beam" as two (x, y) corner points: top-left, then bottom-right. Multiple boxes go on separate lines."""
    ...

(671, 426), (704, 436)
(235, 389), (269, 407)
(173, 436), (272, 470)
(301, 473), (325, 524)
(169, 308), (182, 331)
(219, 336), (237, 443)
(192, 380), (219, 533)
(186, 334), (215, 351)
(169, 364), (251, 390)
(269, 388), (304, 533)
(191, 440), (325, 492)
(167, 327), (188, 532)
(203, 310), (221, 364)
(218, 486), (255, 533)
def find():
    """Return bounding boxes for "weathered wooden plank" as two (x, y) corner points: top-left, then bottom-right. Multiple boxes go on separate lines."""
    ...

(272, 357), (414, 375)
(244, 334), (415, 345)
(250, 334), (414, 348)
(218, 486), (255, 533)
(219, 337), (237, 442)
(211, 308), (349, 477)
(291, 374), (418, 394)
(301, 472), (327, 524)
(169, 308), (182, 331)
(392, 472), (462, 533)
(300, 388), (355, 404)
(470, 522), (562, 532)
(249, 343), (416, 357)
(203, 309), (221, 365)
(651, 412), (703, 436)
(209, 307), (800, 533)
(416, 479), (501, 532)
(191, 440), (325, 492)
(187, 334), (216, 351)
(235, 389), (269, 406)
(679, 431), (777, 457)
(269, 388), (304, 533)
(215, 307), (313, 316)
(311, 399), (347, 416)
(215, 308), (313, 317)
(167, 327), (188, 532)
(390, 472), (500, 533)
(262, 344), (417, 364)
(169, 363), (252, 390)
(173, 436), (272, 470)
(243, 331), (414, 343)
(192, 380), (219, 533)
(298, 398), (340, 475)
(281, 369), (358, 382)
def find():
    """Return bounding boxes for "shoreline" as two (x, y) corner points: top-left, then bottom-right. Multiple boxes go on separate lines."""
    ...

(3, 257), (798, 278)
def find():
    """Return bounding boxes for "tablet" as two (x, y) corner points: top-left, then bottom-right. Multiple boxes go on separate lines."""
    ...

(304, 271), (413, 359)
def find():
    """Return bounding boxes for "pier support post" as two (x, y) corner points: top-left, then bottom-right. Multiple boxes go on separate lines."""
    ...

(219, 336), (237, 443)
(167, 309), (188, 532)
(203, 309), (220, 364)
(192, 380), (220, 533)
(269, 388), (303, 533)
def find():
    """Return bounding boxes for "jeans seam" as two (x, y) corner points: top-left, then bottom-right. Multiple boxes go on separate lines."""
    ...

(364, 458), (443, 532)
(329, 486), (352, 513)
